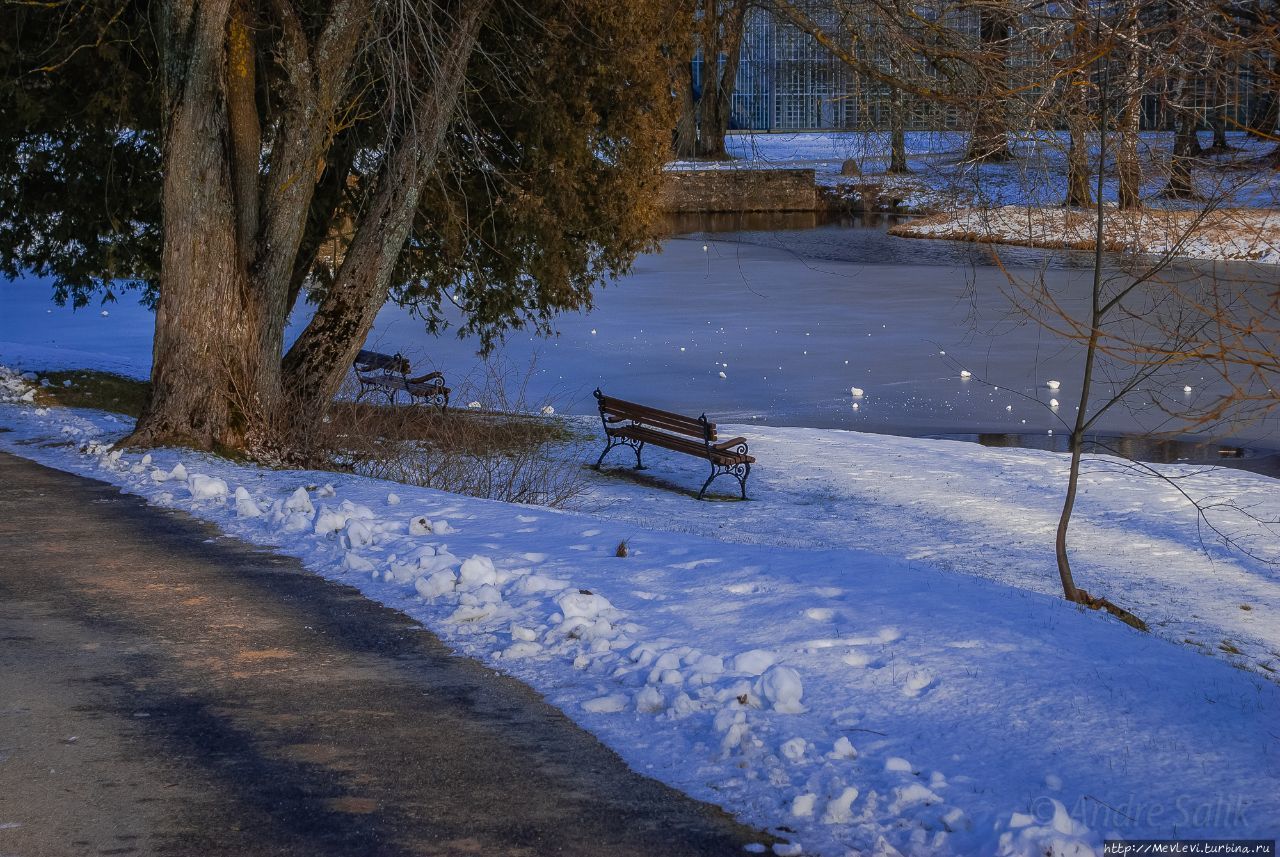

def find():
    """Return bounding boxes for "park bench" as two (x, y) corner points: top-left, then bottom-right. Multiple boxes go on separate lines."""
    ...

(353, 349), (450, 409)
(592, 389), (754, 500)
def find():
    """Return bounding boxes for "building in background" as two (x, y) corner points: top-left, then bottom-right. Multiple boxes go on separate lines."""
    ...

(695, 5), (1267, 134)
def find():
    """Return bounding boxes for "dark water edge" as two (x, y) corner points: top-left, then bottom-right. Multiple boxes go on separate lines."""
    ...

(661, 210), (905, 236)
(930, 431), (1280, 479)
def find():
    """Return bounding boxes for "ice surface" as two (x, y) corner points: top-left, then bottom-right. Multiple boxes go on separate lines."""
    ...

(345, 234), (1275, 443)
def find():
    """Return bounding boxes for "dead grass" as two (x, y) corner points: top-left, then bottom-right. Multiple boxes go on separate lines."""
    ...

(326, 400), (576, 454)
(889, 205), (1280, 263)
(32, 370), (150, 417)
(29, 362), (587, 509)
(324, 399), (590, 507)
(302, 365), (592, 508)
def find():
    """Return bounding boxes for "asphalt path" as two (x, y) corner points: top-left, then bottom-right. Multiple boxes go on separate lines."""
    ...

(0, 451), (768, 856)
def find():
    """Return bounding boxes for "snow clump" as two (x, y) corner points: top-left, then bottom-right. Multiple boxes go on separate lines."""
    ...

(757, 664), (804, 713)
(186, 474), (229, 501)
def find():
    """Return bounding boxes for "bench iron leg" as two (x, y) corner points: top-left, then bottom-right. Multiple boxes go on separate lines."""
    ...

(697, 470), (716, 501)
(595, 437), (646, 471)
(594, 439), (619, 469)
(697, 461), (750, 501)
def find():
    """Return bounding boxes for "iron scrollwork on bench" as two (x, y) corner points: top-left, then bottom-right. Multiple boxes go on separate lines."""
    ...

(592, 388), (754, 500)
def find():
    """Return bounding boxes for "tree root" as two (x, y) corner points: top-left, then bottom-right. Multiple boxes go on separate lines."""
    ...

(1073, 588), (1149, 632)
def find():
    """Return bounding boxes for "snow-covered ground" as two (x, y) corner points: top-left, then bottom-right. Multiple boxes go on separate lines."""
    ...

(892, 205), (1280, 265)
(706, 130), (1280, 209)
(672, 131), (1280, 264)
(2, 367), (1278, 857)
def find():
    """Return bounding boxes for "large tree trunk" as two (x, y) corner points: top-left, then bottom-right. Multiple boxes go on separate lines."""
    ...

(965, 3), (1012, 162)
(128, 0), (270, 451)
(251, 0), (368, 415)
(129, 0), (371, 453)
(283, 1), (488, 414)
(1165, 112), (1202, 197)
(1116, 116), (1142, 209)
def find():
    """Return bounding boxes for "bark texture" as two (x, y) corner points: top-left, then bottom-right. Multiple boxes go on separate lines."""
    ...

(130, 0), (376, 452)
(1115, 8), (1143, 210)
(131, 0), (260, 450)
(282, 1), (490, 415)
(1163, 73), (1203, 198)
(965, 3), (1012, 162)
(1062, 12), (1093, 209)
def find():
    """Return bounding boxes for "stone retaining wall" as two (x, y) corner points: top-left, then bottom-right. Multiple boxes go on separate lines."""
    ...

(662, 168), (818, 213)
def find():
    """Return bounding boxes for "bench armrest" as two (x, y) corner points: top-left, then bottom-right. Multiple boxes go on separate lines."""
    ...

(406, 370), (443, 384)
(713, 436), (748, 451)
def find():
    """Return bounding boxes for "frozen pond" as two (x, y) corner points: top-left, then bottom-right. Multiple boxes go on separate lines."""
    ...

(369, 216), (1280, 455)
(3, 216), (1277, 466)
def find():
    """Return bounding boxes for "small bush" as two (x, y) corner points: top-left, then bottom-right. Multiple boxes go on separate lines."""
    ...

(308, 361), (590, 509)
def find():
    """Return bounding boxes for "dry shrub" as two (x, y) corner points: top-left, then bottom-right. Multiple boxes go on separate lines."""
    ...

(323, 363), (588, 508)
(221, 354), (587, 508)
(329, 404), (587, 507)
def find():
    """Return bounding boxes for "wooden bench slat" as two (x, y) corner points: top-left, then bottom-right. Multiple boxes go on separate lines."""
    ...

(608, 411), (710, 440)
(599, 402), (713, 439)
(355, 349), (409, 374)
(598, 396), (715, 435)
(405, 382), (450, 397)
(600, 400), (711, 433)
(616, 426), (753, 464)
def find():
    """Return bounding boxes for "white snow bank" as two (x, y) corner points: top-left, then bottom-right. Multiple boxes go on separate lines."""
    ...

(2, 365), (1279, 857)
(892, 205), (1280, 266)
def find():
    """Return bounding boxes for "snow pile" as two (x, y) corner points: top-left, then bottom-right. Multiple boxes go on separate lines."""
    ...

(0, 370), (34, 403)
(187, 474), (229, 501)
(2, 365), (1279, 857)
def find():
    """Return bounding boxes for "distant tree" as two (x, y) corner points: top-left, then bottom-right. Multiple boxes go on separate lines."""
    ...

(672, 0), (748, 159)
(1113, 0), (1145, 210)
(1058, 3), (1094, 208)
(965, 0), (1014, 162)
(768, 0), (1021, 166)
(0, 0), (680, 455)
